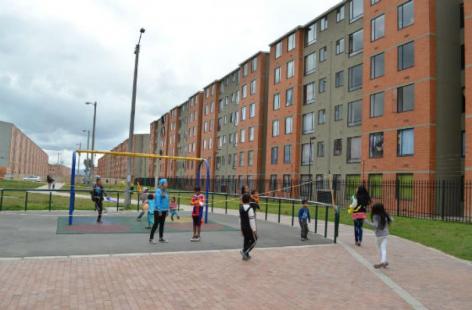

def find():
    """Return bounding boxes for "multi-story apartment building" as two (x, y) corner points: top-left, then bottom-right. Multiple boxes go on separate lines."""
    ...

(48, 164), (71, 182)
(215, 69), (240, 191)
(166, 107), (180, 178)
(0, 120), (49, 179)
(184, 92), (204, 179)
(96, 134), (150, 182)
(201, 81), (220, 184)
(176, 101), (189, 178)
(464, 0), (472, 181)
(265, 28), (305, 195)
(237, 52), (270, 191)
(148, 119), (159, 177)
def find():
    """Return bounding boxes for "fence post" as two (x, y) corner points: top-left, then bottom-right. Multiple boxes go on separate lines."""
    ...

(324, 206), (329, 238)
(48, 192), (52, 211)
(265, 197), (268, 221)
(116, 192), (120, 211)
(396, 179), (400, 216)
(177, 192), (181, 211)
(278, 199), (281, 223)
(24, 191), (28, 211)
(137, 191), (140, 211)
(314, 204), (319, 234)
(334, 207), (340, 243)
(225, 193), (228, 214)
(441, 180), (446, 220)
(211, 192), (214, 213)
(0, 189), (4, 211)
(291, 200), (295, 226)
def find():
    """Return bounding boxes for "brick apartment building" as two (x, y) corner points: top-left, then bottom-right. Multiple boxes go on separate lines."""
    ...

(96, 134), (150, 182)
(147, 0), (471, 217)
(0, 120), (49, 180)
(48, 164), (71, 182)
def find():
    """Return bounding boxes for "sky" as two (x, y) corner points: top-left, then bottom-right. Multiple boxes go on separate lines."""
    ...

(0, 0), (340, 167)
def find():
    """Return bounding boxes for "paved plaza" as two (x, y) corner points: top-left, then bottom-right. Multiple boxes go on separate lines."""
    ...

(0, 210), (471, 309)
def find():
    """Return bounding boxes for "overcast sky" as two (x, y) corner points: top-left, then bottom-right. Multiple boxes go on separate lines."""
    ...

(0, 0), (340, 166)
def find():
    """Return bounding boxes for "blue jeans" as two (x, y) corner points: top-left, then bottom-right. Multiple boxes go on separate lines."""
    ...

(354, 219), (364, 242)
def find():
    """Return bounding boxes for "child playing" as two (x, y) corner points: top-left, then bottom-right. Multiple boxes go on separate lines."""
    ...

(191, 187), (205, 242)
(137, 190), (149, 222)
(365, 203), (392, 269)
(169, 197), (180, 221)
(298, 199), (311, 241)
(146, 193), (155, 229)
(250, 190), (260, 211)
(240, 193), (257, 261)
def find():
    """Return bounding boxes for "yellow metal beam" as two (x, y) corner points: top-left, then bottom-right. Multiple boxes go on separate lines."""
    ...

(76, 150), (204, 161)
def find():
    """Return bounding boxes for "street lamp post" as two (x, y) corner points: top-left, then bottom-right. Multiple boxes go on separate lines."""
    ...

(82, 129), (90, 182)
(308, 136), (316, 200)
(77, 142), (82, 178)
(85, 102), (97, 182)
(125, 28), (145, 207)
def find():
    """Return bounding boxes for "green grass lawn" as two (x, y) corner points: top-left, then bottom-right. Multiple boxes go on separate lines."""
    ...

(0, 180), (45, 189)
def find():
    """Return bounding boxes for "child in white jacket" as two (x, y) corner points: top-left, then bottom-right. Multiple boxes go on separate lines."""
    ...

(239, 193), (257, 260)
(365, 203), (393, 269)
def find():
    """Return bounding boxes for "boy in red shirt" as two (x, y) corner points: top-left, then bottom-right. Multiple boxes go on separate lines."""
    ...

(191, 186), (205, 242)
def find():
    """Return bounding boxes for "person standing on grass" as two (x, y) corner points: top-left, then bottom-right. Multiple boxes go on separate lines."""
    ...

(240, 193), (257, 261)
(298, 199), (311, 241)
(191, 187), (205, 241)
(92, 177), (106, 224)
(149, 179), (169, 244)
(352, 184), (371, 247)
(365, 203), (392, 269)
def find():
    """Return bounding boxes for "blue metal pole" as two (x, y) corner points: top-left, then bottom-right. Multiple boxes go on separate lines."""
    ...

(68, 151), (77, 225)
(204, 160), (210, 224)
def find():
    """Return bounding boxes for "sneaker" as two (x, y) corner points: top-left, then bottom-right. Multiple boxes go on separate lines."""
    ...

(383, 262), (389, 268)
(240, 250), (246, 259)
(137, 218), (141, 222)
(149, 239), (157, 245)
(177, 216), (180, 220)
(159, 238), (168, 243)
(145, 226), (151, 229)
(374, 263), (383, 269)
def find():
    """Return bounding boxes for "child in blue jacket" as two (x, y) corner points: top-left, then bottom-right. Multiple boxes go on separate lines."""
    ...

(298, 199), (311, 241)
(149, 179), (169, 244)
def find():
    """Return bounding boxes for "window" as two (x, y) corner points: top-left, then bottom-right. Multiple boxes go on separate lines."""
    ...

(349, 29), (363, 56)
(398, 41), (415, 70)
(368, 174), (382, 199)
(249, 127), (255, 142)
(274, 67), (281, 84)
(346, 174), (361, 197)
(460, 3), (464, 29)
(271, 147), (278, 164)
(273, 93), (280, 110)
(335, 71), (344, 87)
(285, 116), (293, 134)
(334, 139), (342, 156)
(350, 0), (364, 22)
(250, 79), (256, 95)
(397, 84), (415, 112)
(283, 175), (292, 192)
(318, 109), (326, 124)
(301, 143), (312, 165)
(370, 53), (385, 79)
(347, 137), (361, 163)
(270, 175), (278, 191)
(241, 106), (247, 121)
(248, 150), (254, 166)
(461, 44), (465, 70)
(319, 78), (327, 93)
(320, 16), (328, 31)
(317, 142), (325, 157)
(272, 120), (280, 137)
(302, 112), (314, 134)
(337, 5), (345, 22)
(371, 0), (380, 5)
(288, 33), (296, 51)
(462, 130), (466, 157)
(286, 88), (293, 106)
(240, 128), (246, 143)
(371, 14), (385, 41)
(249, 103), (256, 118)
(304, 52), (317, 75)
(370, 92), (384, 117)
(348, 64), (363, 91)
(369, 132), (384, 158)
(284, 145), (292, 164)
(242, 84), (247, 98)
(287, 60), (295, 78)
(397, 174), (413, 200)
(304, 82), (316, 104)
(243, 63), (249, 77)
(348, 100), (362, 126)
(398, 128), (414, 156)
(252, 57), (257, 72)
(398, 0), (414, 29)
(239, 152), (244, 167)
(275, 41), (282, 58)
(335, 105), (343, 121)
(336, 38), (345, 54)
(305, 23), (317, 45)
(320, 46), (328, 62)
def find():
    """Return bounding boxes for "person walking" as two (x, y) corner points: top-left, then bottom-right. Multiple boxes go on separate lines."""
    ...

(365, 203), (392, 268)
(46, 175), (54, 190)
(298, 199), (311, 241)
(240, 193), (257, 261)
(92, 177), (106, 223)
(351, 184), (371, 246)
(149, 179), (170, 244)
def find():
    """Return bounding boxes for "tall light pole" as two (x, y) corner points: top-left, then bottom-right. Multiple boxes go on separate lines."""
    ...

(76, 142), (82, 177)
(125, 28), (145, 207)
(308, 136), (316, 200)
(85, 102), (97, 182)
(82, 130), (90, 181)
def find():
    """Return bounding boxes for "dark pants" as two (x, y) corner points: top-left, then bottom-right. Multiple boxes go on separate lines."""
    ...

(354, 219), (364, 242)
(243, 231), (257, 256)
(137, 211), (145, 219)
(150, 211), (168, 240)
(95, 199), (103, 222)
(300, 219), (309, 239)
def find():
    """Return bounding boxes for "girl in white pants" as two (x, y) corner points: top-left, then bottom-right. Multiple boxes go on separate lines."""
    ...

(366, 203), (392, 269)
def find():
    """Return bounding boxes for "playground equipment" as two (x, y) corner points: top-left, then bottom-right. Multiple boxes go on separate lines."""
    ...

(68, 150), (210, 225)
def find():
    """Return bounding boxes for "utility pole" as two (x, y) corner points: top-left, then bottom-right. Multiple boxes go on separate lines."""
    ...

(77, 142), (82, 177)
(82, 130), (90, 182)
(126, 28), (145, 207)
(85, 102), (97, 182)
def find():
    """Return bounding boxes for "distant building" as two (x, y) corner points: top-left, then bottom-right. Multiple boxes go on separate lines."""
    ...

(0, 120), (49, 180)
(96, 134), (150, 182)
(48, 164), (71, 183)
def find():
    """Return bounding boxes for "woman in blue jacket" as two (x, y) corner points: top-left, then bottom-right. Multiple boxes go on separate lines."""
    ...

(149, 179), (170, 244)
